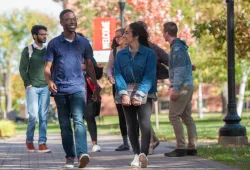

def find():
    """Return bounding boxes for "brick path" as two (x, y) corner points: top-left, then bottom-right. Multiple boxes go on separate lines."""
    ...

(0, 133), (240, 170)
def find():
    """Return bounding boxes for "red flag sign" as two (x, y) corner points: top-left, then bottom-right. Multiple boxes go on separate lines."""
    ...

(93, 18), (117, 51)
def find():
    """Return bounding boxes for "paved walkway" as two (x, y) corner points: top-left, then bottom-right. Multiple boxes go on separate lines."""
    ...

(0, 133), (240, 170)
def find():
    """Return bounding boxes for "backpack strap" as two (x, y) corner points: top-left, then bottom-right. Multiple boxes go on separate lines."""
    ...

(28, 45), (33, 59)
(26, 44), (33, 73)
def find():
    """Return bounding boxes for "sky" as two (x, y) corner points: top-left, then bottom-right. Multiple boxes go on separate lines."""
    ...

(0, 0), (63, 19)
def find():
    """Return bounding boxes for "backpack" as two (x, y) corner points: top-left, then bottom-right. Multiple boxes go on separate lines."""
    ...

(26, 44), (33, 73)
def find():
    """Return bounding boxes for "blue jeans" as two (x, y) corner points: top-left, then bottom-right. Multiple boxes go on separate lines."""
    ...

(54, 91), (87, 158)
(26, 86), (50, 144)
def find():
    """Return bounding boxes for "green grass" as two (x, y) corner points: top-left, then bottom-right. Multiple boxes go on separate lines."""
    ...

(197, 145), (250, 170)
(15, 113), (250, 169)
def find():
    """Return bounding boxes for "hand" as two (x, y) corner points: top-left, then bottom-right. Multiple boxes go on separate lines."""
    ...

(108, 76), (115, 84)
(132, 98), (141, 106)
(26, 85), (32, 89)
(48, 81), (57, 93)
(97, 63), (104, 68)
(122, 95), (131, 106)
(92, 86), (100, 102)
(192, 65), (196, 71)
(170, 89), (178, 101)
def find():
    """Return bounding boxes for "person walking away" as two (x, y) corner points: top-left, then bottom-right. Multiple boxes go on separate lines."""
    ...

(19, 25), (51, 153)
(162, 22), (197, 157)
(114, 22), (157, 168)
(44, 9), (99, 168)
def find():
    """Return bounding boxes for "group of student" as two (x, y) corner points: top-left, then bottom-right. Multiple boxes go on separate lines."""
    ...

(19, 8), (197, 169)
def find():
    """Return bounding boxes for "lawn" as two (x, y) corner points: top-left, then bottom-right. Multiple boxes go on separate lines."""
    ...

(14, 112), (250, 170)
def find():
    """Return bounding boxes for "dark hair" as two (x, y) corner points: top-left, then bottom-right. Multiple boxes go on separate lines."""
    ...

(136, 21), (148, 31)
(111, 28), (126, 49)
(163, 22), (178, 37)
(59, 9), (74, 20)
(31, 25), (47, 35)
(129, 22), (149, 47)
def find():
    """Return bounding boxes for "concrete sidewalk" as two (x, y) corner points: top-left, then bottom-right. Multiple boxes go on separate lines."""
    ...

(0, 133), (240, 170)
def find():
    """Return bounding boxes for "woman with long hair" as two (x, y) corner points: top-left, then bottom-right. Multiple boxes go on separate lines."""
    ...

(106, 28), (130, 151)
(114, 22), (157, 168)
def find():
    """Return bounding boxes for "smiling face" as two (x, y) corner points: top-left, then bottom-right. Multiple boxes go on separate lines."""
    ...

(124, 27), (138, 45)
(115, 31), (124, 45)
(60, 12), (77, 32)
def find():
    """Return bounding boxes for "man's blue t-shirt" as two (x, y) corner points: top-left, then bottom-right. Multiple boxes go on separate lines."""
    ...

(44, 33), (93, 95)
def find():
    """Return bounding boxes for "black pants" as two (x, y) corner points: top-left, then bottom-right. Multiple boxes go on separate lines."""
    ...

(85, 100), (101, 142)
(123, 98), (153, 156)
(112, 85), (127, 137)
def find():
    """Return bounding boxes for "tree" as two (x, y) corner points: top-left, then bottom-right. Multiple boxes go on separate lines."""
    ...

(193, 3), (250, 116)
(0, 9), (58, 118)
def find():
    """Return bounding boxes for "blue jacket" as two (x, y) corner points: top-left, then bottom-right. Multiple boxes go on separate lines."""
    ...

(169, 38), (193, 93)
(114, 45), (157, 97)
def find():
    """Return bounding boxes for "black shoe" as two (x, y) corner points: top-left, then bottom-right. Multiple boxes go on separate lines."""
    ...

(186, 149), (197, 156)
(153, 141), (160, 150)
(115, 144), (130, 151)
(164, 149), (186, 157)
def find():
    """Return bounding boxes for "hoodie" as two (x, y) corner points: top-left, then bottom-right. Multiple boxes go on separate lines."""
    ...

(169, 38), (193, 93)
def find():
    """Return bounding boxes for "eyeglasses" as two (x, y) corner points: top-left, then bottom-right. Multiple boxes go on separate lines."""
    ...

(115, 36), (122, 39)
(62, 17), (78, 23)
(38, 33), (48, 36)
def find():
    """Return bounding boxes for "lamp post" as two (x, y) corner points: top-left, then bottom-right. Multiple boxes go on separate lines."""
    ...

(118, 0), (126, 28)
(218, 0), (248, 145)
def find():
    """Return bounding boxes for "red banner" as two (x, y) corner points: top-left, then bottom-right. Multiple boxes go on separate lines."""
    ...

(92, 18), (117, 51)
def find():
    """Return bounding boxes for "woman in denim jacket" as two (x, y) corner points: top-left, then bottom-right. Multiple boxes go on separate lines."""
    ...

(114, 22), (157, 168)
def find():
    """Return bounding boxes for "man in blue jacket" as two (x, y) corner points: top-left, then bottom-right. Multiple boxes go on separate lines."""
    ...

(163, 22), (197, 157)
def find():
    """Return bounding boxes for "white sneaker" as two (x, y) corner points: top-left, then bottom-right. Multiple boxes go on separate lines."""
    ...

(92, 145), (101, 152)
(139, 153), (148, 168)
(78, 154), (90, 168)
(130, 154), (139, 167)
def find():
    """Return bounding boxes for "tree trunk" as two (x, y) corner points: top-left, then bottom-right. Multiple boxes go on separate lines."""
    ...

(221, 82), (228, 115)
(5, 70), (12, 114)
(237, 71), (248, 117)
(198, 82), (203, 118)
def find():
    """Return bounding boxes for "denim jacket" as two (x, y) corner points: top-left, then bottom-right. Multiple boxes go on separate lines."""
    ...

(114, 45), (157, 97)
(169, 38), (193, 93)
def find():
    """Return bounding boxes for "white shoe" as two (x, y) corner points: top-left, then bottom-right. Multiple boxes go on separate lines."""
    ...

(130, 154), (139, 167)
(92, 145), (101, 152)
(78, 154), (90, 168)
(139, 153), (148, 168)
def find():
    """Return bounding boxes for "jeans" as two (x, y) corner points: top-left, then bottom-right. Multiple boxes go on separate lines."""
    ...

(123, 98), (153, 156)
(26, 86), (50, 144)
(54, 91), (87, 158)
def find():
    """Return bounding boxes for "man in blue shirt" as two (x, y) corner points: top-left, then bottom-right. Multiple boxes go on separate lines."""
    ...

(44, 9), (99, 168)
(162, 22), (197, 157)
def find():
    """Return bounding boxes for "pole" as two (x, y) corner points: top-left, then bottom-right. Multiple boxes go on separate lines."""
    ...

(118, 1), (126, 28)
(218, 0), (248, 145)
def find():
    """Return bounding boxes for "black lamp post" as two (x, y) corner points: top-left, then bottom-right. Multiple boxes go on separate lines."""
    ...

(118, 0), (126, 28)
(218, 0), (248, 145)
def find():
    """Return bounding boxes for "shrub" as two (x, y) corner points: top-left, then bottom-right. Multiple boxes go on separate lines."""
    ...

(0, 119), (16, 137)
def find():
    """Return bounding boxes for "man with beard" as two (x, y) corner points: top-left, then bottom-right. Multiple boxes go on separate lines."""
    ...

(44, 9), (99, 168)
(19, 25), (51, 153)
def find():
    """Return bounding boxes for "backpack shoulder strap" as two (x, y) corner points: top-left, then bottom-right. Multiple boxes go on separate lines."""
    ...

(27, 44), (33, 59)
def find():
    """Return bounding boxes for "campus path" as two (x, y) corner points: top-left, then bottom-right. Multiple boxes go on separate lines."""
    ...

(0, 133), (240, 170)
